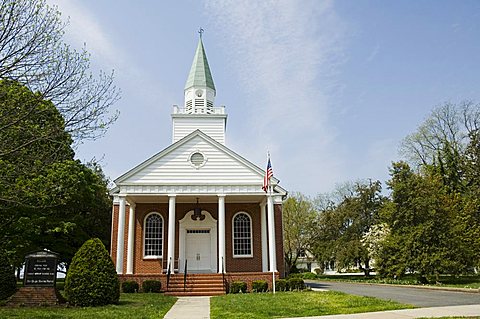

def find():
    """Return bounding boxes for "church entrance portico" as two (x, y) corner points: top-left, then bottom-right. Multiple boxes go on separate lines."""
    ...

(179, 210), (217, 273)
(110, 34), (287, 295)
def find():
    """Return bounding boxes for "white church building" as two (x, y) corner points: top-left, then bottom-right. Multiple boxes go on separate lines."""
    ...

(110, 35), (287, 295)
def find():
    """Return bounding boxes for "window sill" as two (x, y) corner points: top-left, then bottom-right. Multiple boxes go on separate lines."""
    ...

(143, 256), (163, 260)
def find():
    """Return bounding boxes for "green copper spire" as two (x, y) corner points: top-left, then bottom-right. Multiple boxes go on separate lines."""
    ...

(185, 35), (216, 92)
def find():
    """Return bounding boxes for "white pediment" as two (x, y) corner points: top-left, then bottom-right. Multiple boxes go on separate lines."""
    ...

(115, 130), (274, 189)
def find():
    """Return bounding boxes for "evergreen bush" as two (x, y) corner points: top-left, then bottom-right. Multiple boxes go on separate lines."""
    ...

(122, 280), (139, 293)
(287, 277), (305, 290)
(64, 238), (120, 306)
(300, 272), (318, 280)
(142, 280), (161, 293)
(275, 279), (288, 291)
(252, 280), (268, 292)
(229, 281), (247, 293)
(0, 250), (16, 300)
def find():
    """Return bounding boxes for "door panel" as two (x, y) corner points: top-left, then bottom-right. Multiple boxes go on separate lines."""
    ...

(185, 229), (211, 272)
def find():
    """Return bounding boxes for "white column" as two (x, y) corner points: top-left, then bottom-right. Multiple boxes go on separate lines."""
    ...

(267, 194), (277, 272)
(260, 201), (268, 272)
(126, 203), (136, 274)
(218, 195), (226, 273)
(116, 195), (126, 274)
(167, 195), (176, 272)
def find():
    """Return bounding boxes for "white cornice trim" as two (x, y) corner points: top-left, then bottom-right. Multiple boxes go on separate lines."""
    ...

(171, 113), (227, 119)
(116, 184), (287, 196)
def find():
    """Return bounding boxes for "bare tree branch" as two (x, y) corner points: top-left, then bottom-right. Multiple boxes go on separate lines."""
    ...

(0, 0), (120, 143)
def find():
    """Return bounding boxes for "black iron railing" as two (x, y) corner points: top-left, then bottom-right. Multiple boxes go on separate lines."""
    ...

(183, 259), (188, 292)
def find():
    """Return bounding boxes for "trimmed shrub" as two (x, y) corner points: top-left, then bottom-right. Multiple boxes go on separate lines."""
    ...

(142, 280), (161, 293)
(0, 250), (16, 300)
(275, 279), (288, 292)
(229, 281), (247, 294)
(252, 280), (268, 292)
(300, 272), (318, 280)
(287, 277), (305, 291)
(64, 238), (120, 306)
(122, 280), (139, 293)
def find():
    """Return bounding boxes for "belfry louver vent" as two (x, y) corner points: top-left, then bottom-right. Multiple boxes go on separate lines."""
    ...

(186, 100), (193, 113)
(195, 99), (204, 108)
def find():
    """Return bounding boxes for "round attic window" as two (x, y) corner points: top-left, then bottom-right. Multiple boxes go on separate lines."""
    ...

(189, 151), (206, 168)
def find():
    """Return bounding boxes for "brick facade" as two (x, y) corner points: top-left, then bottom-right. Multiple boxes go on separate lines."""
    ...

(111, 200), (285, 278)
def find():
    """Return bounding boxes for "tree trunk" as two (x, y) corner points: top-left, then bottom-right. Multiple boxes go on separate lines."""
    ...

(363, 258), (371, 277)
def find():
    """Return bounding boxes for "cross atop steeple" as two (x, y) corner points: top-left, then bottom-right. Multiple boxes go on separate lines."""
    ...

(198, 27), (204, 39)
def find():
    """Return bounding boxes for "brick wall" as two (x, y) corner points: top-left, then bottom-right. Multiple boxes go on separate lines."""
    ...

(225, 272), (280, 292)
(111, 200), (285, 277)
(225, 203), (262, 272)
(110, 204), (119, 268)
(275, 204), (285, 278)
(119, 274), (167, 292)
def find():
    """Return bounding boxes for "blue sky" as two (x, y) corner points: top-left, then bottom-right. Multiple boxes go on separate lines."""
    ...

(47, 0), (480, 196)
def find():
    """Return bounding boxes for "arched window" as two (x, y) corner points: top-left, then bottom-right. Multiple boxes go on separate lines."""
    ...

(144, 212), (163, 258)
(232, 212), (252, 257)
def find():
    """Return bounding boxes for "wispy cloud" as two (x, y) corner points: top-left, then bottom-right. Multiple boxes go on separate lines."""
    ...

(205, 0), (347, 194)
(46, 0), (122, 68)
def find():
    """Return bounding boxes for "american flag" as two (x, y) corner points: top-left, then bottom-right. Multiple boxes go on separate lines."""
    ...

(262, 157), (273, 192)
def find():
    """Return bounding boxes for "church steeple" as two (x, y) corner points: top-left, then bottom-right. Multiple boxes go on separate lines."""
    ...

(184, 31), (216, 114)
(172, 31), (227, 144)
(185, 36), (216, 92)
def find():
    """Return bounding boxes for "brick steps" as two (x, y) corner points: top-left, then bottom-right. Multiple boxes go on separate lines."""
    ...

(165, 273), (226, 296)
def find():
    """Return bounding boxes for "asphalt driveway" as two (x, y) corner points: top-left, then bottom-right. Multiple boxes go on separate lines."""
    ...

(306, 280), (480, 307)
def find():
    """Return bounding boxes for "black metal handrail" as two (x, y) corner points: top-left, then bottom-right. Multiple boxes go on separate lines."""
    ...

(183, 259), (188, 292)
(166, 257), (172, 291)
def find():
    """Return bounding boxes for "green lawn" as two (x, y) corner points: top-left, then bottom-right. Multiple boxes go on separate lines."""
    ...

(315, 274), (480, 289)
(210, 290), (413, 319)
(0, 293), (177, 319)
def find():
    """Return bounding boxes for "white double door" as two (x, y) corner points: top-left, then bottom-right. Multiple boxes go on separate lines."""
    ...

(179, 210), (217, 274)
(185, 229), (211, 273)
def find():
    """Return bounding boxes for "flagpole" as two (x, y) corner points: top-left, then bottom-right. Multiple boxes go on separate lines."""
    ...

(264, 151), (276, 294)
(268, 152), (276, 294)
(270, 181), (276, 294)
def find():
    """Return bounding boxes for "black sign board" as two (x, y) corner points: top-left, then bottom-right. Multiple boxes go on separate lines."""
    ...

(24, 250), (58, 287)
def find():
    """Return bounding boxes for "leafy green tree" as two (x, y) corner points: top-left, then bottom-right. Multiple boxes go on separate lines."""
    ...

(283, 193), (317, 274)
(378, 162), (471, 281)
(64, 238), (120, 306)
(0, 0), (119, 142)
(0, 249), (16, 300)
(395, 101), (480, 276)
(0, 80), (111, 269)
(458, 130), (480, 268)
(2, 159), (112, 270)
(313, 180), (384, 276)
(0, 79), (74, 175)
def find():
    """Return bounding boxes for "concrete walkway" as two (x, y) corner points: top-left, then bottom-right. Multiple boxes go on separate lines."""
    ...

(164, 296), (210, 319)
(282, 304), (480, 319)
